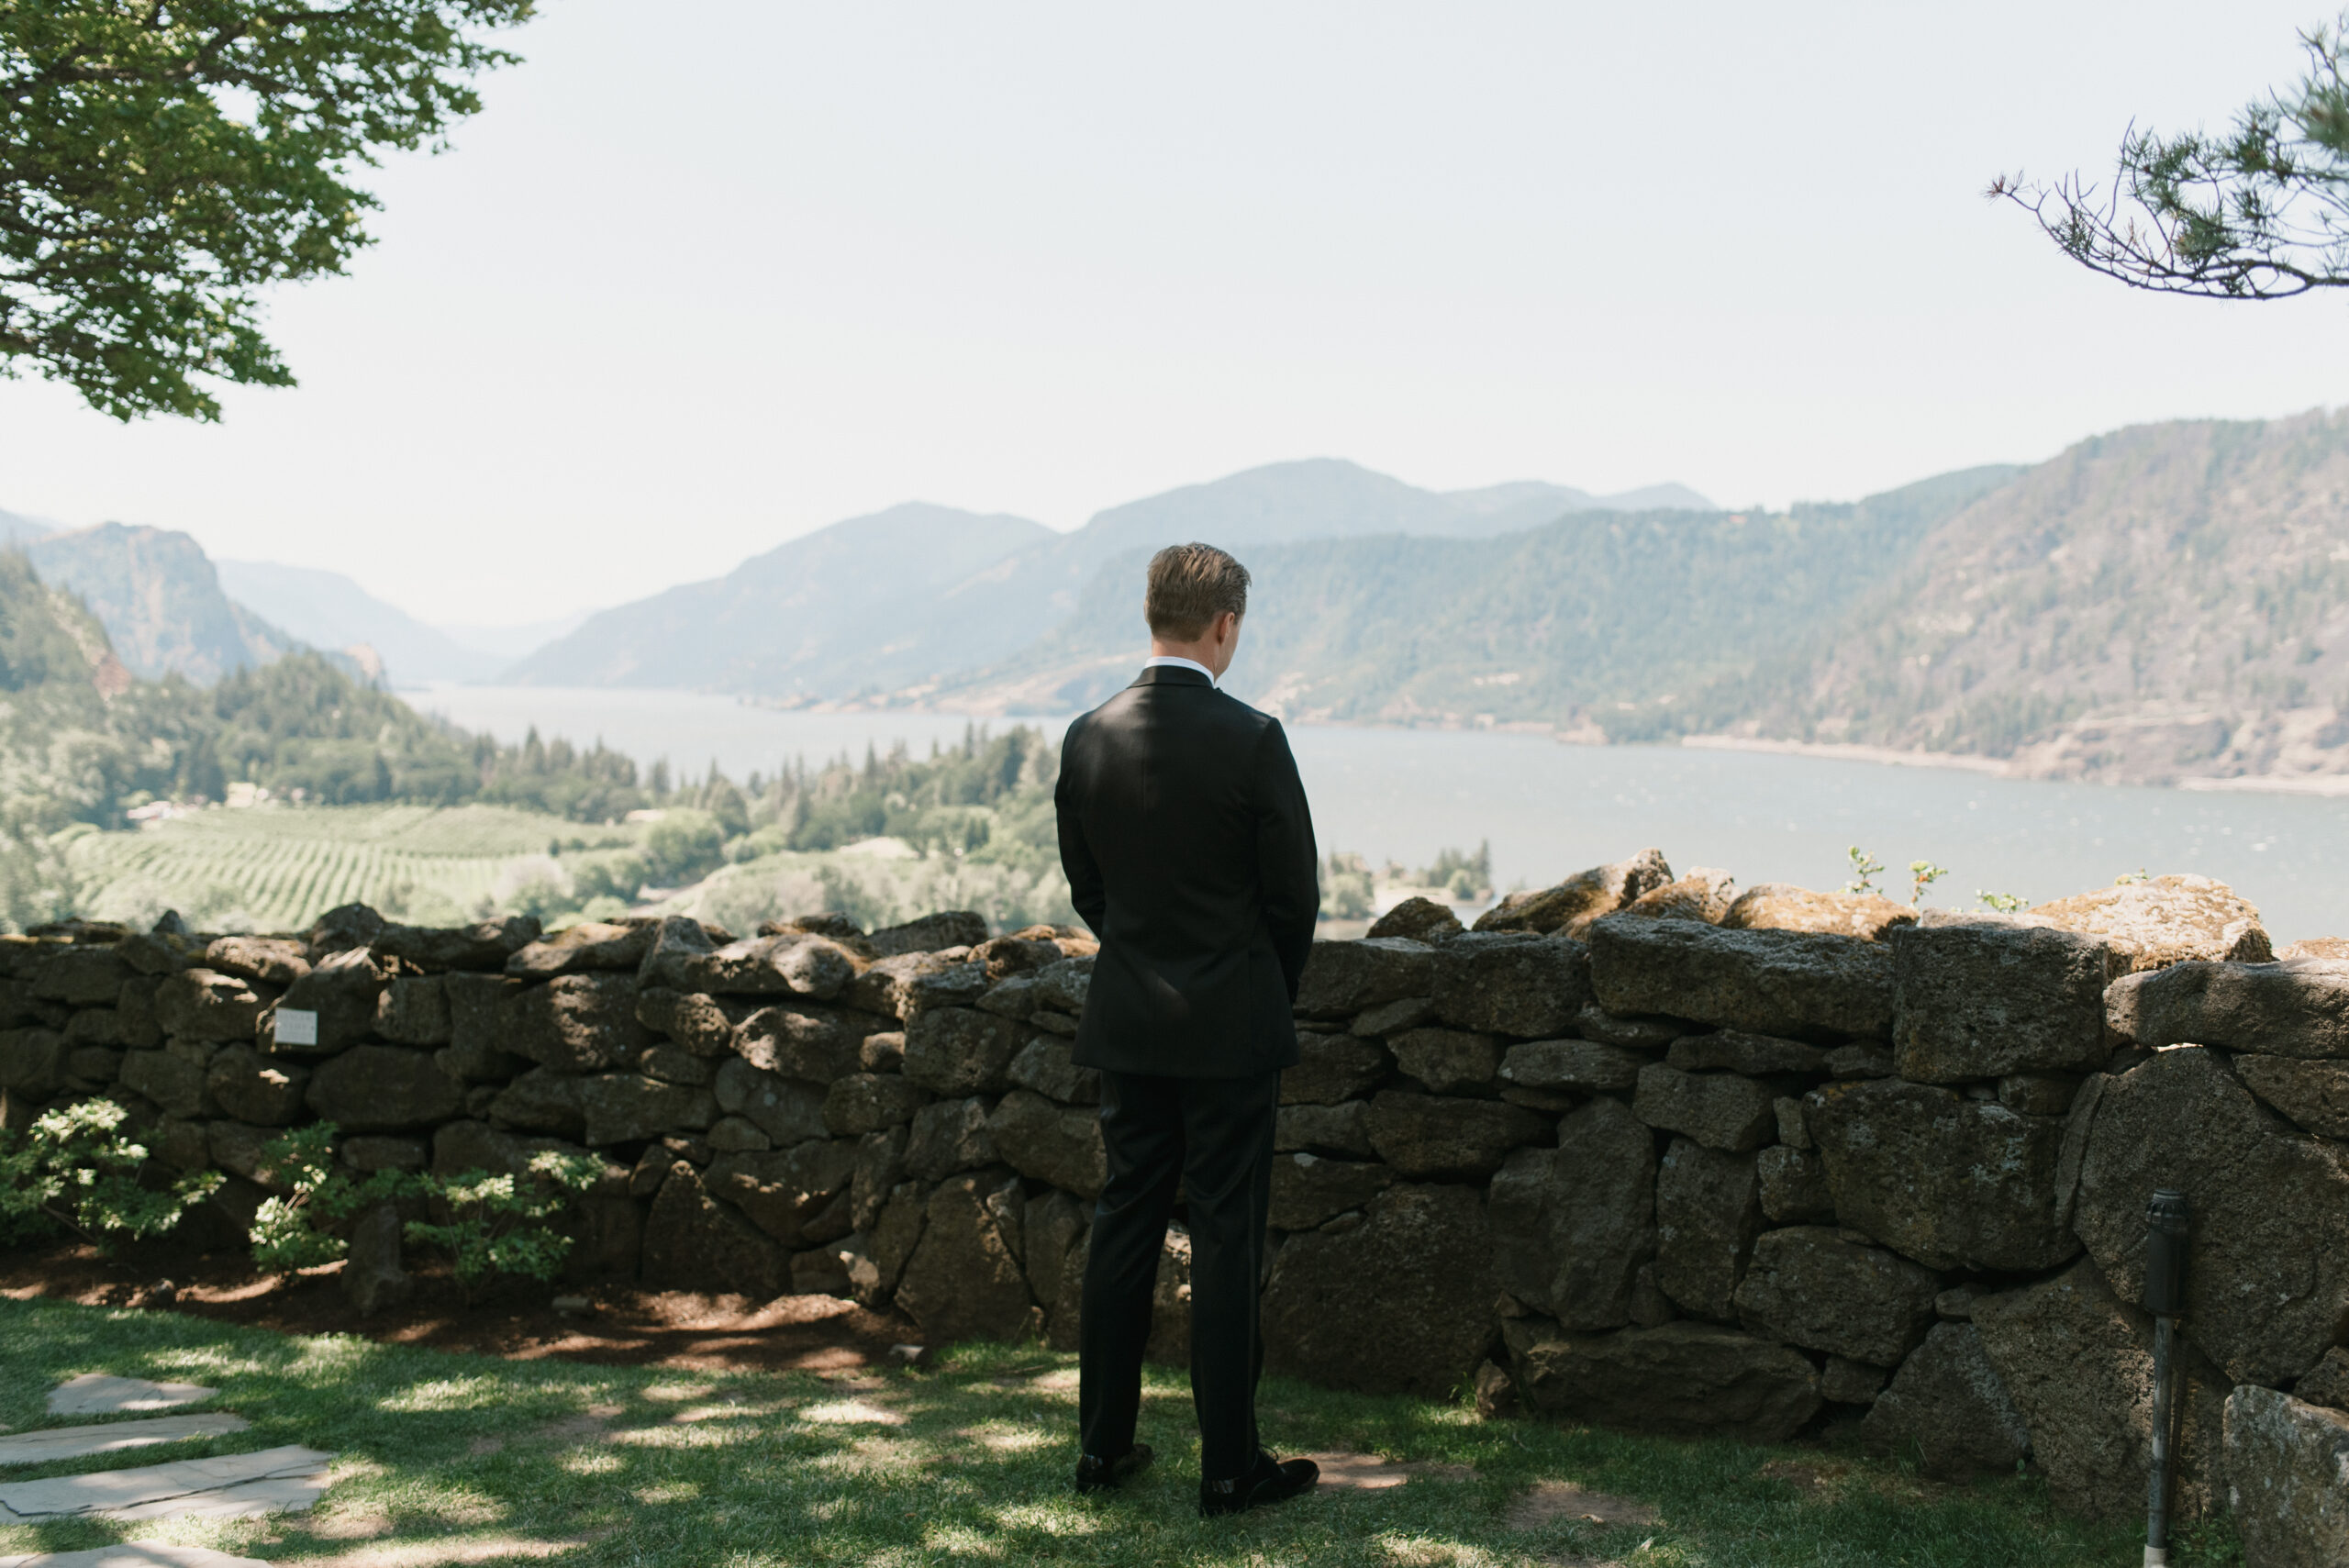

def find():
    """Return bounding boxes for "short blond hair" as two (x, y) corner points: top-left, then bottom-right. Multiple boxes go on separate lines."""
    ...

(1145, 542), (1250, 640)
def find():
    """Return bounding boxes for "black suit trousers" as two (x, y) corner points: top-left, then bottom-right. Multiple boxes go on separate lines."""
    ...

(1078, 1067), (1279, 1481)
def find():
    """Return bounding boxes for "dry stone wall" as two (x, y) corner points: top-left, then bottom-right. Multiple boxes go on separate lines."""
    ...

(1, 862), (2344, 1562)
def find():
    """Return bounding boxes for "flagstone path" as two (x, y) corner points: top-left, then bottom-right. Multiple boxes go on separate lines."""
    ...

(45, 1381), (216, 1419)
(0, 1377), (336, 1564)
(0, 1418), (249, 1468)
(0, 1445), (334, 1522)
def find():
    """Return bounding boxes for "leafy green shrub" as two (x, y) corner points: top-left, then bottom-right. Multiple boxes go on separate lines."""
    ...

(247, 1124), (414, 1274)
(249, 1125), (601, 1300)
(406, 1151), (603, 1301)
(0, 1100), (222, 1251)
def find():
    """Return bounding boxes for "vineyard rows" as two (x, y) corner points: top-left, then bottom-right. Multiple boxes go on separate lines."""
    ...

(65, 804), (641, 933)
(140, 803), (642, 856)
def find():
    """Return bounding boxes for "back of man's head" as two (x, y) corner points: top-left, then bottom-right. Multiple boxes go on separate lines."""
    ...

(1145, 542), (1250, 640)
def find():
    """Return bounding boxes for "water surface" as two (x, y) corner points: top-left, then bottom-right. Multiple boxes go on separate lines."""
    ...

(407, 684), (2349, 942)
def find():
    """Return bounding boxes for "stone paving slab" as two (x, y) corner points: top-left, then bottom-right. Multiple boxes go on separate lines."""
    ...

(0, 1546), (267, 1568)
(0, 1416), (249, 1467)
(101, 1471), (333, 1522)
(46, 1379), (216, 1418)
(0, 1445), (331, 1520)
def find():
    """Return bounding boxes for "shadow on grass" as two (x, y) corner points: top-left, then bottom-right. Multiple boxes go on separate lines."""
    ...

(0, 1299), (2184, 1566)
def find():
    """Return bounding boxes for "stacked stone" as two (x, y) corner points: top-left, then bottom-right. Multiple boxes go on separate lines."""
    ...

(1453, 867), (2342, 1565)
(1, 861), (2344, 1563)
(0, 903), (1103, 1318)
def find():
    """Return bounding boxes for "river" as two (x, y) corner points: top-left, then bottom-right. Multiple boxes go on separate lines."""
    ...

(405, 684), (2349, 943)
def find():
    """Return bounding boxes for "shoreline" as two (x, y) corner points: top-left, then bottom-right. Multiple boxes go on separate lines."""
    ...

(405, 684), (2349, 799)
(2178, 773), (2349, 798)
(1675, 734), (2009, 775)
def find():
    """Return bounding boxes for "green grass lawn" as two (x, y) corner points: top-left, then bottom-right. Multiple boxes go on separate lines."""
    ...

(0, 1296), (2222, 1567)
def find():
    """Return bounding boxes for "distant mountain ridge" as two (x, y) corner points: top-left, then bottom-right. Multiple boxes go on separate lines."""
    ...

(1069, 460), (1717, 553)
(0, 509), (56, 547)
(215, 560), (507, 684)
(507, 459), (1718, 696)
(507, 503), (1058, 693)
(939, 465), (2026, 721)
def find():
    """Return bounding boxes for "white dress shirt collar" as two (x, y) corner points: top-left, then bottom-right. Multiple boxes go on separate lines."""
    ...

(1142, 654), (1218, 688)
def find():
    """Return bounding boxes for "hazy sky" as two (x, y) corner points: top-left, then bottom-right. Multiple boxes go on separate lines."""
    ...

(3, 1), (2345, 628)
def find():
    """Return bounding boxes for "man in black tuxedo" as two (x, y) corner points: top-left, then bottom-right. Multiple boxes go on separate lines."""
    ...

(1055, 541), (1323, 1518)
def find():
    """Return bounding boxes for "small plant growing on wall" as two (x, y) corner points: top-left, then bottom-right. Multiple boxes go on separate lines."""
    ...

(248, 1124), (414, 1275)
(1909, 861), (1949, 906)
(1842, 846), (1886, 895)
(0, 1101), (222, 1252)
(1977, 890), (2027, 913)
(406, 1152), (603, 1303)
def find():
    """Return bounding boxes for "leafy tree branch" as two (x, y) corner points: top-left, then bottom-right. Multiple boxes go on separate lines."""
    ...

(1992, 9), (2349, 298)
(0, 1), (535, 420)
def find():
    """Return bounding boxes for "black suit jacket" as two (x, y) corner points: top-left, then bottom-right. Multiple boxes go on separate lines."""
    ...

(1054, 665), (1319, 1077)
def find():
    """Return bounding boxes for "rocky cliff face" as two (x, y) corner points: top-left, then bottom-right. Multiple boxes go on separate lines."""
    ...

(27, 523), (292, 684)
(4, 856), (2344, 1562)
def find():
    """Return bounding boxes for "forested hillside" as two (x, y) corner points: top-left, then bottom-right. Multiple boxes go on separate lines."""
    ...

(0, 549), (1074, 931)
(0, 551), (652, 926)
(1699, 410), (2349, 781)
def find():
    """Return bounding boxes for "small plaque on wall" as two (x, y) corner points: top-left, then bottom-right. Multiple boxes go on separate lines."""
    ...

(274, 1008), (319, 1047)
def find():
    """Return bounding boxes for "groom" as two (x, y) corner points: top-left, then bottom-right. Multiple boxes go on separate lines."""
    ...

(1053, 541), (1323, 1518)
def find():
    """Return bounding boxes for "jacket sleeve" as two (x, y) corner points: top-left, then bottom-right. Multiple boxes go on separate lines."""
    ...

(1054, 726), (1108, 937)
(1252, 718), (1320, 1000)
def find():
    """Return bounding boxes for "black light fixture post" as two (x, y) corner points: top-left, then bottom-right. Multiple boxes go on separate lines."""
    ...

(2142, 1188), (2191, 1568)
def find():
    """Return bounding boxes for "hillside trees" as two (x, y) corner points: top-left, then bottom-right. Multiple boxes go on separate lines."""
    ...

(1997, 9), (2349, 298)
(751, 728), (1058, 861)
(0, 1), (535, 419)
(566, 728), (1067, 925)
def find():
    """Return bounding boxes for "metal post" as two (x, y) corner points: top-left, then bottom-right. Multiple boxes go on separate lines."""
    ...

(2143, 1188), (2190, 1568)
(2146, 1314), (2176, 1567)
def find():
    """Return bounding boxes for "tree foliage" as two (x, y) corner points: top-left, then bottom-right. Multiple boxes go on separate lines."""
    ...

(1995, 10), (2349, 298)
(751, 728), (1060, 862)
(0, 1), (534, 419)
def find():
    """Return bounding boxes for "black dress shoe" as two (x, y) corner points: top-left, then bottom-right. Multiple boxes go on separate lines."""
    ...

(1074, 1442), (1154, 1494)
(1198, 1451), (1319, 1517)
